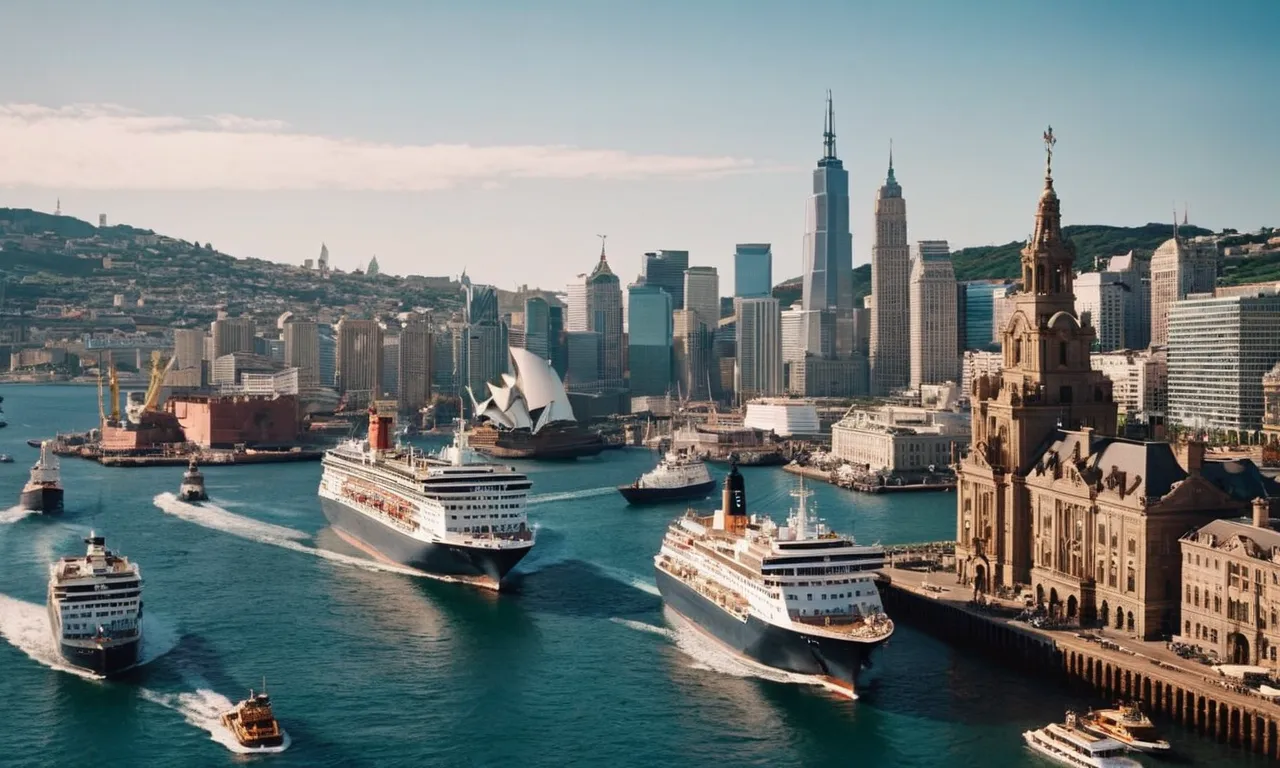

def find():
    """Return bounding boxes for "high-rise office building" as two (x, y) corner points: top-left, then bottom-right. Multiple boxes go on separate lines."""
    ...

(734, 244), (772, 298)
(735, 297), (783, 399)
(523, 296), (551, 359)
(211, 317), (255, 359)
(282, 320), (320, 386)
(564, 330), (601, 390)
(1150, 236), (1217, 347)
(548, 305), (566, 378)
(565, 278), (588, 332)
(173, 329), (206, 371)
(335, 318), (384, 395)
(381, 333), (400, 396)
(1167, 293), (1280, 432)
(961, 281), (1009, 351)
(800, 92), (853, 357)
(673, 309), (713, 401)
(586, 247), (624, 390)
(908, 241), (959, 388)
(870, 151), (910, 395)
(397, 317), (432, 414)
(627, 283), (673, 396)
(683, 266), (719, 332)
(318, 326), (336, 387)
(1074, 271), (1127, 351)
(642, 250), (689, 310)
(1106, 251), (1151, 350)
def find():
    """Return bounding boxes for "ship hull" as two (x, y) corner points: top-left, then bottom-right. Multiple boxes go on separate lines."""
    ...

(468, 424), (604, 460)
(179, 486), (207, 502)
(20, 486), (63, 513)
(618, 479), (717, 505)
(58, 637), (140, 676)
(319, 497), (531, 586)
(654, 567), (883, 694)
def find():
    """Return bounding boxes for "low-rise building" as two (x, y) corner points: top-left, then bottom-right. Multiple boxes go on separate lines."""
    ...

(830, 406), (968, 474)
(742, 398), (821, 437)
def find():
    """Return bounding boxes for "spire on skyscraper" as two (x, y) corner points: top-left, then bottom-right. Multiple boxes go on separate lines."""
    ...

(822, 90), (837, 161)
(887, 139), (895, 184)
(597, 234), (608, 262)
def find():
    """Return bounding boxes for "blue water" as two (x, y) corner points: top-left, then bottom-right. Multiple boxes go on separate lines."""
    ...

(0, 385), (1268, 767)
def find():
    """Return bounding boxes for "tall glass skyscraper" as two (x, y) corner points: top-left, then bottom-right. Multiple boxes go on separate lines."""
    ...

(523, 296), (551, 358)
(734, 244), (773, 298)
(642, 250), (689, 310)
(626, 283), (673, 396)
(800, 92), (853, 356)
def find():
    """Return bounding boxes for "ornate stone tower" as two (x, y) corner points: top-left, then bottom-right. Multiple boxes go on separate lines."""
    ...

(955, 128), (1118, 591)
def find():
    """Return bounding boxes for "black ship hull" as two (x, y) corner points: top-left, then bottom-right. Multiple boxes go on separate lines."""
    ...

(654, 567), (884, 695)
(20, 486), (63, 513)
(320, 497), (532, 587)
(617, 479), (717, 505)
(58, 637), (140, 676)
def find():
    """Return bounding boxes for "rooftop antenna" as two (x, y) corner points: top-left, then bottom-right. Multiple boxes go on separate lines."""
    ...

(822, 90), (837, 160)
(1182, 202), (1189, 227)
(1173, 203), (1179, 240)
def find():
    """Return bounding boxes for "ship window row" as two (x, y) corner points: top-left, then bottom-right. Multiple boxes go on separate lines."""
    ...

(791, 590), (863, 602)
(461, 524), (524, 533)
(443, 503), (523, 511)
(56, 590), (141, 603)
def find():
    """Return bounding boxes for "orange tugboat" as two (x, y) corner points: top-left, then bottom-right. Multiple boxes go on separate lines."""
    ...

(220, 682), (286, 750)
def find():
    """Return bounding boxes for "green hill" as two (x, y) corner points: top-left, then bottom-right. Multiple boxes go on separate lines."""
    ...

(0, 207), (151, 239)
(773, 264), (871, 309)
(950, 223), (1213, 282)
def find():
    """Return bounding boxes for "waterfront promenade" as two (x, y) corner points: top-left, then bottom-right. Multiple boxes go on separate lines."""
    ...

(782, 462), (956, 494)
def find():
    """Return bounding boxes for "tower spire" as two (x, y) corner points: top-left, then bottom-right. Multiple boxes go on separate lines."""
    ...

(1042, 125), (1056, 184)
(822, 90), (837, 160)
(596, 234), (607, 262)
(887, 139), (896, 183)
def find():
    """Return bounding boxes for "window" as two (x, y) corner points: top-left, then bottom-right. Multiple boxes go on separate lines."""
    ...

(1059, 341), (1067, 365)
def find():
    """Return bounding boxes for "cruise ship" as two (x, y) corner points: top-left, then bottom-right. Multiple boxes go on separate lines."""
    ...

(653, 464), (894, 697)
(47, 533), (144, 676)
(20, 440), (64, 513)
(618, 449), (716, 505)
(318, 408), (535, 589)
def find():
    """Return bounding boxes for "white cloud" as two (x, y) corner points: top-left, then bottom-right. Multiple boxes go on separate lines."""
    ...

(0, 103), (755, 191)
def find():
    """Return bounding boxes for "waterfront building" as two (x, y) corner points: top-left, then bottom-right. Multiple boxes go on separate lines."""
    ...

(1074, 271), (1127, 352)
(673, 309), (713, 401)
(683, 266), (719, 334)
(1150, 236), (1217, 347)
(585, 246), (624, 391)
(335, 318), (384, 396)
(627, 283), (673, 397)
(909, 240), (958, 389)
(734, 244), (772, 298)
(742, 398), (821, 437)
(397, 317), (432, 415)
(522, 296), (551, 359)
(735, 297), (783, 400)
(870, 151), (910, 395)
(800, 92), (853, 358)
(1167, 293), (1280, 434)
(211, 352), (278, 388)
(642, 250), (689, 310)
(211, 317), (255, 359)
(955, 130), (1118, 592)
(173, 329), (206, 372)
(564, 330), (601, 391)
(282, 320), (320, 386)
(1181, 500), (1280, 664)
(831, 406), (968, 474)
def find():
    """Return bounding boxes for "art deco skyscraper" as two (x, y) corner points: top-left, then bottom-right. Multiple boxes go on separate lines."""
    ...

(870, 150), (910, 395)
(585, 241), (624, 390)
(908, 241), (958, 388)
(800, 91), (852, 357)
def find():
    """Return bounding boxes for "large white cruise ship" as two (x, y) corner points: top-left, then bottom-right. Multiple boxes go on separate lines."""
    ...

(654, 463), (893, 697)
(47, 532), (144, 676)
(318, 408), (535, 589)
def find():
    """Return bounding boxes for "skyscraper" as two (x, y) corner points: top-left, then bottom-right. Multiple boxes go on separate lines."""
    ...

(683, 266), (719, 332)
(318, 326), (336, 387)
(1149, 236), (1217, 347)
(565, 330), (601, 390)
(211, 317), (255, 359)
(565, 278), (588, 332)
(870, 150), (910, 395)
(381, 333), (400, 396)
(548, 304), (566, 378)
(335, 318), (384, 395)
(627, 283), (673, 396)
(673, 309), (713, 401)
(173, 329), (206, 371)
(397, 316), (432, 414)
(523, 296), (551, 359)
(642, 250), (689, 310)
(800, 91), (852, 357)
(908, 241), (958, 388)
(586, 244), (624, 390)
(1074, 271), (1127, 351)
(734, 244), (773, 298)
(735, 297), (783, 399)
(282, 320), (320, 386)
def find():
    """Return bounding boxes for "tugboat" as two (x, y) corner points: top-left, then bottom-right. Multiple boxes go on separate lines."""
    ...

(47, 532), (144, 677)
(0, 454), (13, 463)
(1023, 711), (1141, 768)
(20, 440), (63, 513)
(178, 459), (208, 502)
(221, 682), (287, 750)
(618, 448), (716, 505)
(1080, 701), (1171, 752)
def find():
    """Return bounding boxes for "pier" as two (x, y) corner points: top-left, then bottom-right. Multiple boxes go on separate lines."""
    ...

(782, 462), (956, 494)
(880, 544), (1280, 758)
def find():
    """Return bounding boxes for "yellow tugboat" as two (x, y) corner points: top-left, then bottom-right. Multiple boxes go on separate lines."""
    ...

(220, 681), (286, 750)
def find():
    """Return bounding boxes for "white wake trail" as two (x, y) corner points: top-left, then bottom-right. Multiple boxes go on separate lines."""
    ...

(0, 506), (37, 525)
(528, 487), (617, 505)
(597, 564), (661, 596)
(139, 687), (291, 754)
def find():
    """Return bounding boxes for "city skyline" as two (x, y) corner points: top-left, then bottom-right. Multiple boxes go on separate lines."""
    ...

(0, 2), (1277, 294)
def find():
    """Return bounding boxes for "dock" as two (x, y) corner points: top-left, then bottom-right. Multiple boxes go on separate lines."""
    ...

(782, 462), (956, 494)
(96, 450), (323, 467)
(879, 546), (1280, 758)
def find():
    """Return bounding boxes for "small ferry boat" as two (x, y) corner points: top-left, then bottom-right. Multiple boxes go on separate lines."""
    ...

(618, 449), (716, 505)
(20, 440), (63, 513)
(1081, 702), (1171, 752)
(1023, 711), (1142, 768)
(220, 683), (287, 750)
(0, 454), (13, 463)
(178, 459), (208, 502)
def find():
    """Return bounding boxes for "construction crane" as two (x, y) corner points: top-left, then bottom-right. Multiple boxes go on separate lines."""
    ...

(126, 351), (174, 424)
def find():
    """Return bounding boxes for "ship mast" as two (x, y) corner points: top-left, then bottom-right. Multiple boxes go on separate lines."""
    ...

(790, 477), (814, 540)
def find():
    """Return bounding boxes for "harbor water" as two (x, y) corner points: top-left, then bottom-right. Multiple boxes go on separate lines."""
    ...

(0, 385), (1269, 767)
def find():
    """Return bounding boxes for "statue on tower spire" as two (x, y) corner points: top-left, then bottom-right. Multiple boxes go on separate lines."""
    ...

(1043, 125), (1056, 180)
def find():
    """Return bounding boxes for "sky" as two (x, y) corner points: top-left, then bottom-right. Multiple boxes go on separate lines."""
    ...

(0, 1), (1277, 293)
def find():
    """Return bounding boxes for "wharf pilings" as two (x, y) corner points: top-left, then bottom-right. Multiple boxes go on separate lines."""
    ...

(880, 571), (1280, 758)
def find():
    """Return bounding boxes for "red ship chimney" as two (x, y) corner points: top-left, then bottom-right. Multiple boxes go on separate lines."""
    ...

(368, 407), (393, 452)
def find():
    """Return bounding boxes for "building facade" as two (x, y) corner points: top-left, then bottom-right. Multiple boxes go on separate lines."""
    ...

(1106, 251), (1151, 350)
(683, 266), (720, 332)
(585, 249), (624, 390)
(397, 317), (432, 414)
(870, 154), (910, 395)
(831, 406), (966, 474)
(673, 309), (713, 401)
(800, 93), (853, 358)
(627, 283), (673, 397)
(211, 317), (255, 359)
(909, 240), (958, 389)
(173, 329), (206, 372)
(1074, 270), (1127, 352)
(335, 318), (384, 395)
(564, 330), (601, 391)
(642, 250), (689, 310)
(735, 297), (783, 400)
(1150, 236), (1217, 347)
(522, 296), (551, 359)
(282, 320), (320, 387)
(734, 243), (773, 298)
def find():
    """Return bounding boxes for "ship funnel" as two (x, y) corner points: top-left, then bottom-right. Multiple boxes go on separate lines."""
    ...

(712, 456), (747, 534)
(368, 407), (394, 452)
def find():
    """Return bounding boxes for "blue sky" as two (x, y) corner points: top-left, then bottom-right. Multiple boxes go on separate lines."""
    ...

(0, 1), (1276, 292)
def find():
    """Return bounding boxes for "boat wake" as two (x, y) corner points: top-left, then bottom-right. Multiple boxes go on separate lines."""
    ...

(153, 493), (426, 579)
(0, 506), (36, 525)
(596, 565), (661, 597)
(528, 487), (617, 505)
(139, 687), (291, 754)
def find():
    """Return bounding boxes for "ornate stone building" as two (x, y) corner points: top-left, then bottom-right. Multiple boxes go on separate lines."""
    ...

(955, 129), (1119, 591)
